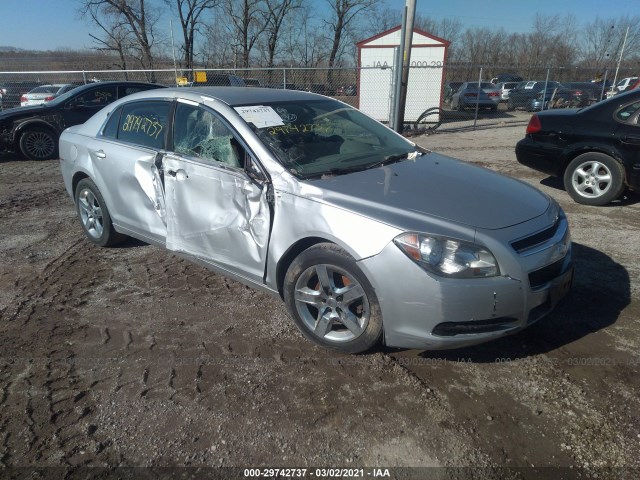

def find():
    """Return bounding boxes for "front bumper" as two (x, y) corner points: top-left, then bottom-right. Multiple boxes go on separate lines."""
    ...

(358, 210), (572, 350)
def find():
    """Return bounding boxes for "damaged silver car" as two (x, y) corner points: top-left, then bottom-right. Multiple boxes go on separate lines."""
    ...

(59, 87), (573, 353)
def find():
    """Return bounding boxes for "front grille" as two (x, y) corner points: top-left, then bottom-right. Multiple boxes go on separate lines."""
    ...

(528, 258), (564, 289)
(432, 317), (518, 337)
(511, 219), (560, 254)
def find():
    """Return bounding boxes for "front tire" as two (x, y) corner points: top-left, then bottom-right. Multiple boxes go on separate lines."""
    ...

(283, 243), (383, 354)
(563, 152), (625, 206)
(19, 128), (58, 160)
(75, 178), (126, 246)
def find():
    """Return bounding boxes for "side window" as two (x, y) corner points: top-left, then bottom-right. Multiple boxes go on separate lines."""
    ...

(73, 86), (118, 107)
(615, 101), (640, 123)
(173, 102), (243, 168)
(119, 85), (152, 97)
(102, 105), (122, 139)
(118, 101), (170, 149)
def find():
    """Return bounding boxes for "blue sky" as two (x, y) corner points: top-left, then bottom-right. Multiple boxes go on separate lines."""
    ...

(0, 0), (638, 51)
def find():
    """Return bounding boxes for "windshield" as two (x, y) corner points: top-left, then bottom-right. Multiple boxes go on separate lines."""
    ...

(243, 99), (418, 179)
(45, 85), (85, 106)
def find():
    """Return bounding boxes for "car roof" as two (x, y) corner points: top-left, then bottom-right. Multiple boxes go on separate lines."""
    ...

(130, 86), (327, 106)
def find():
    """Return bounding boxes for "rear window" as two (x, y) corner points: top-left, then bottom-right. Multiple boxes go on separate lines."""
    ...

(30, 86), (58, 94)
(116, 100), (171, 149)
(615, 101), (640, 122)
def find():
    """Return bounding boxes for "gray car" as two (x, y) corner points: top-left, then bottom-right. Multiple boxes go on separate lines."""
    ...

(59, 87), (573, 353)
(451, 82), (500, 111)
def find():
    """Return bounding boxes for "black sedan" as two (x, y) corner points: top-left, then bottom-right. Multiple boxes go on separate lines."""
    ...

(0, 81), (163, 160)
(515, 89), (640, 205)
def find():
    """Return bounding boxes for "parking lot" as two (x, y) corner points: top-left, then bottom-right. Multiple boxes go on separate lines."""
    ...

(1, 115), (639, 479)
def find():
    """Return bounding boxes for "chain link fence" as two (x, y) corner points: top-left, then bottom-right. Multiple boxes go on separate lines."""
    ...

(1, 65), (637, 129)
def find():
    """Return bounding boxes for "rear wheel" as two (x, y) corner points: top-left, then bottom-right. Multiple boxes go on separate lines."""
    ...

(19, 128), (58, 160)
(75, 178), (126, 247)
(284, 243), (383, 354)
(563, 152), (625, 205)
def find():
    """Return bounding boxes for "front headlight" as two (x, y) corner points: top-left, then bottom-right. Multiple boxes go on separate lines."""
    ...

(394, 233), (499, 278)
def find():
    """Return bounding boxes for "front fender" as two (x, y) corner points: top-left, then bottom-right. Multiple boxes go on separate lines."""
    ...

(15, 117), (62, 139)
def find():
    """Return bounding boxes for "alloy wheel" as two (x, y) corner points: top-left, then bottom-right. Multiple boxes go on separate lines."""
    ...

(293, 263), (370, 343)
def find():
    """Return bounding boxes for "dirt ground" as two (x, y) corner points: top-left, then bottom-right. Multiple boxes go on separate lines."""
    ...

(1, 112), (639, 480)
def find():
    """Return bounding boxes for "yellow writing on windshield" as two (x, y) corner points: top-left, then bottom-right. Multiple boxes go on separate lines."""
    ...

(268, 124), (333, 135)
(122, 114), (164, 140)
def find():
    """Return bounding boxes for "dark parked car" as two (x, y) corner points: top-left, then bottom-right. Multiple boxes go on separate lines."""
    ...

(491, 73), (523, 84)
(305, 83), (332, 95)
(515, 89), (640, 205)
(561, 82), (605, 105)
(526, 87), (576, 111)
(507, 81), (561, 111)
(443, 81), (463, 103)
(0, 81), (163, 160)
(337, 84), (356, 96)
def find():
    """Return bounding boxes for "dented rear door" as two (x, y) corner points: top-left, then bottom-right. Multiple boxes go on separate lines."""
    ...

(163, 154), (271, 282)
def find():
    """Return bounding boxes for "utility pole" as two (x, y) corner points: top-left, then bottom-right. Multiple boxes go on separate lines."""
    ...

(612, 25), (630, 92)
(394, 0), (416, 133)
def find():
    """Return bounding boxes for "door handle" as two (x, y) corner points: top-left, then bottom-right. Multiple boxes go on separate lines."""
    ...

(166, 169), (188, 180)
(621, 136), (640, 145)
(94, 150), (106, 159)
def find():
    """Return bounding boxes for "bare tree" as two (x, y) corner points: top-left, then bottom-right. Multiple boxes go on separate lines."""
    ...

(263, 0), (302, 68)
(324, 0), (379, 69)
(82, 2), (135, 74)
(81, 0), (162, 78)
(220, 0), (268, 68)
(276, 6), (327, 68)
(581, 16), (640, 73)
(166, 0), (218, 74)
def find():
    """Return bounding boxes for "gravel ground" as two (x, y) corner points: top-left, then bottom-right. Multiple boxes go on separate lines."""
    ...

(1, 111), (639, 480)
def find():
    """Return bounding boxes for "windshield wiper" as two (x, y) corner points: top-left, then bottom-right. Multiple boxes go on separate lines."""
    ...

(364, 150), (422, 170)
(297, 150), (424, 180)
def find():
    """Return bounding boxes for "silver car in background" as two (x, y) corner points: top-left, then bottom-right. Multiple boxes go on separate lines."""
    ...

(59, 87), (573, 353)
(20, 83), (77, 106)
(451, 82), (501, 111)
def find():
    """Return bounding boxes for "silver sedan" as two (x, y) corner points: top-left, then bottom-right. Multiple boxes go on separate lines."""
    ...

(59, 87), (573, 353)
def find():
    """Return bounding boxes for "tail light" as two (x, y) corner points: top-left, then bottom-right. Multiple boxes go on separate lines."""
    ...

(488, 92), (500, 97)
(45, 96), (55, 101)
(526, 114), (542, 134)
(20, 95), (27, 103)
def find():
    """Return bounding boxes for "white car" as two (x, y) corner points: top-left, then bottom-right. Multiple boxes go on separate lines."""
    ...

(615, 77), (638, 92)
(496, 81), (519, 101)
(20, 84), (77, 106)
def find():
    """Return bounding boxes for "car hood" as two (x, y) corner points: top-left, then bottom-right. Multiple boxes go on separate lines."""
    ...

(300, 152), (550, 231)
(0, 104), (50, 120)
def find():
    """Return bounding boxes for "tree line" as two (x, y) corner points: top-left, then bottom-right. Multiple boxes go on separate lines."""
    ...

(4, 1), (639, 82)
(80, 1), (639, 74)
